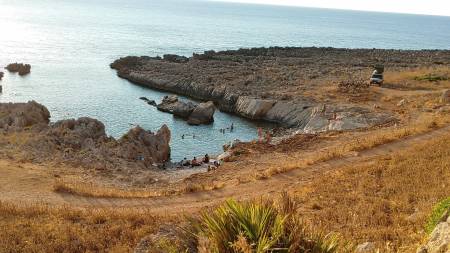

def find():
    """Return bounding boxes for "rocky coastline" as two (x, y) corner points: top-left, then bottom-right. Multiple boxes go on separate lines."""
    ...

(0, 101), (171, 170)
(111, 47), (450, 132)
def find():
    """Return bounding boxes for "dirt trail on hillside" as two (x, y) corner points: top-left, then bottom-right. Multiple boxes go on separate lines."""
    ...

(1, 125), (449, 214)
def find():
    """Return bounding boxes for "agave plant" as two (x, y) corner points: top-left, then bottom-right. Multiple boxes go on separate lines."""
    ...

(187, 194), (353, 253)
(197, 199), (287, 253)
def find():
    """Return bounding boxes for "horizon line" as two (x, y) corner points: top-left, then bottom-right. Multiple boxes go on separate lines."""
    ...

(207, 0), (450, 17)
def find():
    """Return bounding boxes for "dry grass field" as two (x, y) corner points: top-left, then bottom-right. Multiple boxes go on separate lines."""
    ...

(292, 131), (450, 252)
(0, 203), (177, 253)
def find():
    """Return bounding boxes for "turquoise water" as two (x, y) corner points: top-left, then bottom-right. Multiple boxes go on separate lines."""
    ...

(1, 0), (449, 160)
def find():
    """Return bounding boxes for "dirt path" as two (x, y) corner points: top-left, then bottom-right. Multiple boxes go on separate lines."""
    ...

(1, 125), (449, 214)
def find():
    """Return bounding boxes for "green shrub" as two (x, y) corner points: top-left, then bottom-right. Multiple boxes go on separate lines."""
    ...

(185, 194), (352, 253)
(413, 74), (449, 82)
(425, 197), (450, 234)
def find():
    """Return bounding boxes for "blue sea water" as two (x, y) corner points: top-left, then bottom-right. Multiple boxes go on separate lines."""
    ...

(1, 0), (449, 160)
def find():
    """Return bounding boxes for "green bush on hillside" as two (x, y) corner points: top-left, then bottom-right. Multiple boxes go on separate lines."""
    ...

(178, 193), (353, 253)
(425, 197), (450, 234)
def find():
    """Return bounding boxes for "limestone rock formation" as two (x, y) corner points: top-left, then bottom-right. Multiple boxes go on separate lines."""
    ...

(47, 117), (108, 149)
(117, 125), (171, 165)
(417, 210), (450, 253)
(0, 101), (172, 168)
(187, 101), (216, 125)
(235, 96), (276, 119)
(157, 95), (196, 118)
(355, 242), (376, 253)
(0, 101), (50, 130)
(5, 63), (31, 75)
(110, 48), (405, 132)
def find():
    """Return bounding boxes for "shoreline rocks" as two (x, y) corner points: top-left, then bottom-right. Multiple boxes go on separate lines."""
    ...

(139, 97), (157, 106)
(5, 63), (31, 76)
(0, 101), (171, 168)
(187, 101), (216, 125)
(156, 95), (216, 125)
(109, 47), (417, 132)
(0, 101), (50, 130)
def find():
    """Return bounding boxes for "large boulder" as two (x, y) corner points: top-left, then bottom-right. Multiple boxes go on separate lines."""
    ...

(417, 210), (450, 253)
(157, 95), (196, 118)
(235, 96), (276, 119)
(0, 101), (50, 130)
(47, 117), (107, 149)
(441, 89), (450, 104)
(187, 101), (216, 125)
(117, 125), (171, 164)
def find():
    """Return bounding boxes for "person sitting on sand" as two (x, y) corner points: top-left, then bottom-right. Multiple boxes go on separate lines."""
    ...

(191, 157), (200, 167)
(203, 154), (210, 163)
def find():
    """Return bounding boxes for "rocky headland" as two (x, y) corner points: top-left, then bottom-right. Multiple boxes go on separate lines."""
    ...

(0, 101), (171, 170)
(111, 47), (450, 132)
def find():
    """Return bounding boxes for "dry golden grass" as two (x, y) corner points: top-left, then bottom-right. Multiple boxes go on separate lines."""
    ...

(0, 202), (175, 253)
(53, 179), (227, 198)
(385, 66), (450, 90)
(293, 129), (450, 252)
(257, 113), (448, 179)
(53, 180), (163, 198)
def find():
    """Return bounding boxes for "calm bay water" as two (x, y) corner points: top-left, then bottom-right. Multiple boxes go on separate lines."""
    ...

(1, 0), (449, 160)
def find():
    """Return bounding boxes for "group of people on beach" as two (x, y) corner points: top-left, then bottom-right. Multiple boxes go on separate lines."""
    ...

(180, 154), (220, 169)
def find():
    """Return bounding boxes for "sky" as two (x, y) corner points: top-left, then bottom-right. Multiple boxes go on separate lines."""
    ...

(213, 0), (450, 16)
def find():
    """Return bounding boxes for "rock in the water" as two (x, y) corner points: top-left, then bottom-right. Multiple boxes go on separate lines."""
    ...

(355, 242), (376, 253)
(157, 95), (196, 118)
(139, 97), (157, 106)
(117, 125), (171, 165)
(5, 63), (31, 75)
(172, 101), (196, 118)
(0, 71), (4, 80)
(441, 89), (450, 104)
(188, 101), (216, 125)
(0, 101), (50, 130)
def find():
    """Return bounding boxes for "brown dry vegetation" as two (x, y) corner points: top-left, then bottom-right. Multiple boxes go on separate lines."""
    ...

(0, 202), (176, 253)
(292, 130), (450, 252)
(384, 66), (450, 90)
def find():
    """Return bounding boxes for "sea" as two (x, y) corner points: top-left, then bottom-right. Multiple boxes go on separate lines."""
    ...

(1, 0), (449, 160)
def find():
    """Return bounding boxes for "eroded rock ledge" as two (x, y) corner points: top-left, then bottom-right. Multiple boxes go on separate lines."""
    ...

(0, 101), (171, 169)
(110, 47), (450, 132)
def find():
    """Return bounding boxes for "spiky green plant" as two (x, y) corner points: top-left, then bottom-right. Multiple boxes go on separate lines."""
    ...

(197, 199), (286, 253)
(187, 194), (352, 253)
